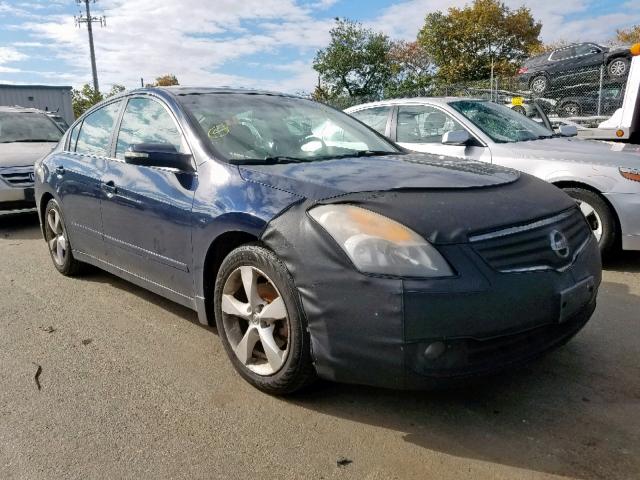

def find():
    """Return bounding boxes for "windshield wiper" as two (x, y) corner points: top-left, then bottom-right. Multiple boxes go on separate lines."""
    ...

(230, 156), (307, 165)
(312, 150), (400, 161)
(5, 139), (59, 143)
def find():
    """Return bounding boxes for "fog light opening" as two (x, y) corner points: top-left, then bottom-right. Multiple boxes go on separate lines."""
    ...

(424, 341), (446, 360)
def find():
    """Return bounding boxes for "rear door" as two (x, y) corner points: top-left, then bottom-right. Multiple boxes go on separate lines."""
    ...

(53, 100), (122, 258)
(100, 96), (197, 296)
(393, 104), (491, 162)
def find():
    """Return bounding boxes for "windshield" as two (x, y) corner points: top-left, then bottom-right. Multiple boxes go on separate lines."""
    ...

(0, 112), (62, 143)
(449, 100), (553, 143)
(178, 93), (399, 163)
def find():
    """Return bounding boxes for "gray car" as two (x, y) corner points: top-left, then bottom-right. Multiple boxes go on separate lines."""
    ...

(346, 98), (640, 253)
(0, 106), (63, 214)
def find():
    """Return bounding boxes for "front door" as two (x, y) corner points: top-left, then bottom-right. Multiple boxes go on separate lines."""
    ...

(100, 96), (197, 296)
(394, 105), (491, 163)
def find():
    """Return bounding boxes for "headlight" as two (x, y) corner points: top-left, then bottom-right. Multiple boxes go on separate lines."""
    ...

(620, 167), (640, 182)
(308, 204), (454, 278)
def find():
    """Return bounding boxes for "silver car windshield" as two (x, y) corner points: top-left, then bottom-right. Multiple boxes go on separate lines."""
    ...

(178, 93), (399, 164)
(449, 100), (553, 143)
(0, 112), (62, 143)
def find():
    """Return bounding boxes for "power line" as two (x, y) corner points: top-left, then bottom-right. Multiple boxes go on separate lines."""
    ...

(74, 0), (106, 93)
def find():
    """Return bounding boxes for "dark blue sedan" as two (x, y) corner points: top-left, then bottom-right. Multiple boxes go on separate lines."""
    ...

(35, 88), (601, 394)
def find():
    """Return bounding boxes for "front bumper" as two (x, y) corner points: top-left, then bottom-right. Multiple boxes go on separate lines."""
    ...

(263, 206), (602, 390)
(0, 167), (36, 214)
(603, 192), (640, 250)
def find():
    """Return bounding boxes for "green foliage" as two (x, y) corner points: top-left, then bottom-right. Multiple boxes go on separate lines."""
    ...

(385, 40), (434, 97)
(71, 84), (127, 119)
(153, 74), (179, 87)
(313, 19), (393, 101)
(616, 25), (640, 44)
(417, 0), (542, 83)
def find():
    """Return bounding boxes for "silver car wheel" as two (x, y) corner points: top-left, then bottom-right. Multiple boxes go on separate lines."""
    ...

(46, 207), (68, 266)
(221, 266), (290, 376)
(609, 59), (626, 77)
(531, 77), (547, 93)
(578, 200), (603, 243)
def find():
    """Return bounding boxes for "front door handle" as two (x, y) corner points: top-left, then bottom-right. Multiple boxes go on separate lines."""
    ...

(101, 181), (117, 197)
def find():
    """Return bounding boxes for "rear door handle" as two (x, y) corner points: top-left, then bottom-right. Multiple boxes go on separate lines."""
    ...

(55, 166), (65, 175)
(101, 181), (117, 196)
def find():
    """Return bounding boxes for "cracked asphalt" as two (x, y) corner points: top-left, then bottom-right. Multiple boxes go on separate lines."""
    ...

(1, 213), (639, 480)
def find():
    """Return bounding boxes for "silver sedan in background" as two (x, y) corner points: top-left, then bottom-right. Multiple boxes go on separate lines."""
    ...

(346, 98), (640, 254)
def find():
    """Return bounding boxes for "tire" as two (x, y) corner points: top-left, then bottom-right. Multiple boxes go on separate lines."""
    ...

(214, 244), (316, 395)
(44, 199), (84, 276)
(530, 75), (549, 94)
(558, 102), (581, 118)
(512, 105), (527, 116)
(562, 188), (617, 255)
(607, 58), (629, 78)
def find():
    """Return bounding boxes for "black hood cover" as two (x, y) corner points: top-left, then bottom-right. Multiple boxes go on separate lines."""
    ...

(240, 153), (520, 199)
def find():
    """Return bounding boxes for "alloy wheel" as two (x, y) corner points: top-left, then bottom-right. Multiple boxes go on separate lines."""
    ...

(221, 266), (290, 376)
(46, 207), (68, 266)
(609, 60), (626, 77)
(577, 200), (603, 243)
(531, 77), (547, 94)
(563, 103), (580, 117)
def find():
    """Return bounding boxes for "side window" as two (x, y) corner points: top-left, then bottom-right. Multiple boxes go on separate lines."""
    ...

(349, 107), (391, 134)
(397, 105), (465, 144)
(67, 121), (82, 152)
(75, 101), (122, 156)
(575, 44), (599, 56)
(115, 98), (186, 159)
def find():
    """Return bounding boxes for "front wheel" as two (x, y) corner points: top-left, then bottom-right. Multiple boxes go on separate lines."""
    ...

(214, 244), (316, 395)
(559, 102), (581, 118)
(607, 58), (629, 78)
(562, 188), (617, 255)
(44, 199), (84, 276)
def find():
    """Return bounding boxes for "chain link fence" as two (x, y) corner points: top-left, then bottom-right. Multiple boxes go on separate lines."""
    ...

(329, 60), (631, 131)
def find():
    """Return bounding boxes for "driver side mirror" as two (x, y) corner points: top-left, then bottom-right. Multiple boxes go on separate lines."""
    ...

(124, 143), (194, 172)
(558, 125), (578, 137)
(442, 130), (471, 146)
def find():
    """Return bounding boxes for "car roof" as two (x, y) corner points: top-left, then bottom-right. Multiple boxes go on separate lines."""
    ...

(142, 86), (300, 99)
(0, 105), (50, 114)
(345, 97), (484, 111)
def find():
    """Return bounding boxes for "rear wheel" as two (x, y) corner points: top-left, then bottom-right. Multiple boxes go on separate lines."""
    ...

(530, 75), (549, 94)
(559, 101), (581, 118)
(562, 188), (616, 255)
(44, 199), (84, 276)
(214, 244), (316, 395)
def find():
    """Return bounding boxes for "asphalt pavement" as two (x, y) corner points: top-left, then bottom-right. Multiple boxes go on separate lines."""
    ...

(1, 213), (638, 480)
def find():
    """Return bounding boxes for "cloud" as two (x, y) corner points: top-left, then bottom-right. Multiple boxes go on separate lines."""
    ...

(0, 47), (27, 64)
(18, 0), (334, 91)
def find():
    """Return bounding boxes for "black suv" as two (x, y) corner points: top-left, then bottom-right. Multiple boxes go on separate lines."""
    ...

(518, 43), (631, 95)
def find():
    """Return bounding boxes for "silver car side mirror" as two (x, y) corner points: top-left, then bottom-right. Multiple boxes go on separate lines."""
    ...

(558, 125), (578, 137)
(442, 130), (471, 145)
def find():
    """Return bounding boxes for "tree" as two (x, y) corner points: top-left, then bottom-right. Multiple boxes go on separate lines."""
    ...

(417, 0), (542, 83)
(153, 74), (179, 87)
(71, 83), (127, 118)
(313, 18), (393, 101)
(616, 25), (640, 45)
(528, 40), (571, 56)
(71, 84), (103, 118)
(386, 40), (434, 97)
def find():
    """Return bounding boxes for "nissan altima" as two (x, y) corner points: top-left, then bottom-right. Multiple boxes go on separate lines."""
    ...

(35, 88), (601, 394)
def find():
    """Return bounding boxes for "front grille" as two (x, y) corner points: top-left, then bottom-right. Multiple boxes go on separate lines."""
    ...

(470, 209), (591, 272)
(0, 166), (34, 188)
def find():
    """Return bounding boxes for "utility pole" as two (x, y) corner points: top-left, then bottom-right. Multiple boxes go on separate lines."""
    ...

(74, 0), (106, 93)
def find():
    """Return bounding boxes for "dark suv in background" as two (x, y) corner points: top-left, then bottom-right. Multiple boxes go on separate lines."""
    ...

(518, 43), (632, 94)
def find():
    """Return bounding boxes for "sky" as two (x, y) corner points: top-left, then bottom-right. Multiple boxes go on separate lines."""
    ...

(0, 0), (637, 93)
